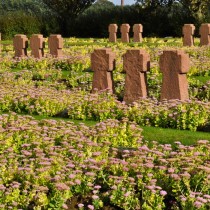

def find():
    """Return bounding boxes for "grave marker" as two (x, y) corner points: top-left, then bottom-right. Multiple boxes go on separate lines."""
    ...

(0, 33), (1, 55)
(182, 24), (195, 46)
(133, 24), (143, 43)
(123, 49), (150, 104)
(199, 23), (210, 46)
(160, 50), (190, 101)
(120, 24), (130, 43)
(13, 34), (28, 57)
(109, 24), (118, 42)
(48, 34), (63, 57)
(91, 48), (116, 93)
(30, 34), (45, 59)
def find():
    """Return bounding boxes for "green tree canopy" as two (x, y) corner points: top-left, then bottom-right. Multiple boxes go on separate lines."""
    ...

(42, 0), (96, 36)
(136, 0), (175, 8)
(0, 0), (49, 16)
(180, 0), (210, 22)
(135, 0), (210, 22)
(0, 0), (59, 36)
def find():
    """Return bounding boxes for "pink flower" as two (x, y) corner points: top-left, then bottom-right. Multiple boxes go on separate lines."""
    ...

(92, 195), (99, 199)
(69, 174), (76, 179)
(111, 185), (117, 190)
(94, 185), (101, 189)
(168, 168), (175, 173)
(78, 203), (84, 208)
(194, 201), (203, 208)
(55, 183), (69, 191)
(204, 194), (210, 199)
(180, 196), (187, 202)
(88, 205), (94, 210)
(74, 179), (81, 185)
(124, 191), (131, 197)
(145, 185), (154, 190)
(160, 190), (167, 196)
(62, 204), (68, 209)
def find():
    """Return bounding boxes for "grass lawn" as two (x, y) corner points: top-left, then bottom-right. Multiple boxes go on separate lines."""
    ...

(192, 75), (210, 84)
(142, 126), (210, 146)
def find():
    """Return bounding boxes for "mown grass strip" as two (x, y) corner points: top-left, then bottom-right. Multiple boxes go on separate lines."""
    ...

(142, 126), (210, 146)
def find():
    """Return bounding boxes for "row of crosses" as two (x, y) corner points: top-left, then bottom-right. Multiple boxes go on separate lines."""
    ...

(91, 48), (190, 104)
(13, 34), (63, 58)
(183, 23), (210, 46)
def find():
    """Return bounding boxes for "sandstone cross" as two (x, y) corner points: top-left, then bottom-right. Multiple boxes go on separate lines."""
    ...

(109, 24), (118, 42)
(30, 34), (45, 59)
(182, 24), (195, 46)
(91, 48), (116, 93)
(199, 24), (210, 46)
(0, 33), (1, 56)
(133, 24), (143, 43)
(48, 34), (63, 57)
(123, 49), (150, 104)
(120, 24), (130, 43)
(13, 34), (28, 58)
(160, 50), (190, 101)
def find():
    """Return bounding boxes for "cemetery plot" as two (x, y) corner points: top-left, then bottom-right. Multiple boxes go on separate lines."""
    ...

(0, 37), (209, 209)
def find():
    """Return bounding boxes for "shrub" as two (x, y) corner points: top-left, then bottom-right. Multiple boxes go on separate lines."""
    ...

(0, 11), (41, 40)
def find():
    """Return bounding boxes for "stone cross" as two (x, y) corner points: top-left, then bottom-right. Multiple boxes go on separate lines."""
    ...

(120, 24), (130, 43)
(182, 24), (195, 46)
(0, 33), (1, 56)
(123, 49), (150, 104)
(48, 34), (63, 57)
(199, 24), (210, 46)
(13, 34), (28, 57)
(91, 48), (116, 93)
(109, 24), (118, 42)
(133, 24), (143, 42)
(160, 50), (190, 101)
(30, 34), (45, 59)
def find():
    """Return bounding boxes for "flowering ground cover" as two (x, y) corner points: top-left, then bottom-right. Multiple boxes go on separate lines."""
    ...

(13, 114), (210, 145)
(0, 79), (209, 131)
(0, 37), (209, 209)
(0, 112), (209, 209)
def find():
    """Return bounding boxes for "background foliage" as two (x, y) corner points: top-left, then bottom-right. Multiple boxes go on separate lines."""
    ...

(0, 0), (210, 38)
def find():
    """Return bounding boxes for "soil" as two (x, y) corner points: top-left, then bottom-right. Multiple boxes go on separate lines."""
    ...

(66, 196), (122, 210)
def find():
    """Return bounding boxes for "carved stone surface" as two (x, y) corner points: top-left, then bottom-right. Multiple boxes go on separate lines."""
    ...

(109, 24), (118, 42)
(13, 34), (28, 57)
(133, 24), (143, 43)
(0, 33), (1, 56)
(48, 34), (63, 57)
(182, 24), (195, 46)
(30, 34), (45, 59)
(91, 48), (116, 93)
(160, 50), (190, 101)
(120, 24), (130, 43)
(123, 49), (150, 104)
(199, 23), (210, 46)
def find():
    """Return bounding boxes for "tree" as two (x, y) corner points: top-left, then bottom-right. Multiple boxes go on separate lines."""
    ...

(0, 0), (48, 16)
(42, 0), (96, 36)
(0, 0), (58, 36)
(179, 0), (210, 22)
(136, 0), (176, 8)
(136, 0), (210, 22)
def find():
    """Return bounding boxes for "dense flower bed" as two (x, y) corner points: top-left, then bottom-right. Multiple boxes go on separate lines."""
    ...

(0, 113), (209, 209)
(0, 79), (209, 131)
(0, 38), (209, 209)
